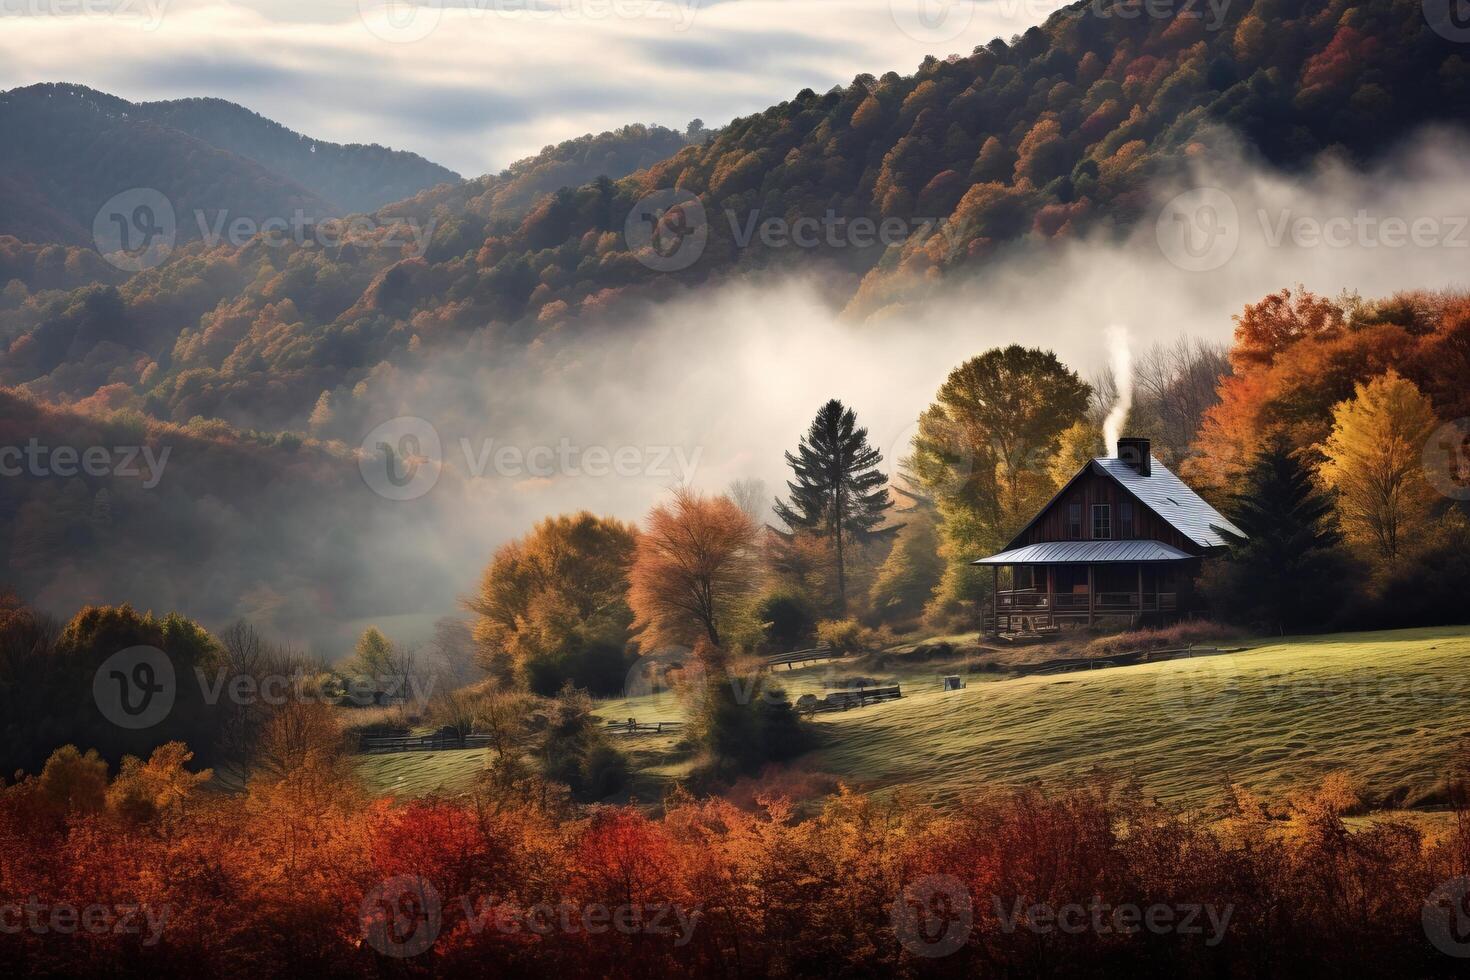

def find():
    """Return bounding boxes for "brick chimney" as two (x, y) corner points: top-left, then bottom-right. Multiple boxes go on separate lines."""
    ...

(1116, 436), (1151, 476)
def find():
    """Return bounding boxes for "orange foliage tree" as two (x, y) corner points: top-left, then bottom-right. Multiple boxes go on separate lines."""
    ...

(627, 487), (759, 659)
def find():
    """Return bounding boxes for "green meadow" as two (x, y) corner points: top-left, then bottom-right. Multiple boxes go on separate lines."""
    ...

(357, 626), (1470, 813)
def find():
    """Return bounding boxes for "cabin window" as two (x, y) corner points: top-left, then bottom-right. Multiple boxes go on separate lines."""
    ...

(1120, 500), (1134, 538)
(1092, 504), (1112, 540)
(1066, 503), (1082, 538)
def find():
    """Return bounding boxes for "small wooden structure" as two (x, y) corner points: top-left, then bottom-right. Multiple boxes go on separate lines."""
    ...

(974, 438), (1243, 635)
(941, 675), (964, 691)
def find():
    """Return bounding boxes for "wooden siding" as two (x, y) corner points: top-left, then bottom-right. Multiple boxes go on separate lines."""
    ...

(1013, 467), (1201, 554)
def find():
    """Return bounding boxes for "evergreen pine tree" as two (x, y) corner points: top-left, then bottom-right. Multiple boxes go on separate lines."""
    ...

(1210, 440), (1351, 633)
(774, 399), (894, 614)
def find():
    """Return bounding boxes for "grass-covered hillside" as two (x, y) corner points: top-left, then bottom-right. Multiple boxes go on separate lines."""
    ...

(357, 626), (1470, 811)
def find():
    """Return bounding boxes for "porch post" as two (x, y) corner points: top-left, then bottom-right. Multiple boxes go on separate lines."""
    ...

(1087, 564), (1095, 626)
(1046, 565), (1055, 628)
(1137, 564), (1144, 613)
(992, 564), (999, 632)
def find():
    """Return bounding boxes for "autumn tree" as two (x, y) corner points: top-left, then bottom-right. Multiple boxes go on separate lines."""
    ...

(11, 604), (223, 775)
(907, 346), (1090, 617)
(347, 626), (397, 678)
(867, 509), (945, 624)
(1049, 420), (1104, 488)
(1318, 370), (1439, 566)
(467, 512), (638, 695)
(627, 488), (759, 663)
(1230, 286), (1345, 371)
(774, 400), (894, 615)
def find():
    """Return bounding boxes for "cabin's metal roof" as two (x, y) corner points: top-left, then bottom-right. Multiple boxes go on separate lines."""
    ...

(971, 539), (1195, 565)
(1092, 457), (1242, 549)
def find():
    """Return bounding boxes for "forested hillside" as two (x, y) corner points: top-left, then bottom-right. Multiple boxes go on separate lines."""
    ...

(0, 84), (336, 246)
(131, 95), (461, 215)
(3, 0), (1468, 433)
(0, 388), (466, 647)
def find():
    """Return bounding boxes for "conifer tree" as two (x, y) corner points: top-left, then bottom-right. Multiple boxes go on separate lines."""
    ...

(775, 400), (893, 614)
(1210, 440), (1350, 633)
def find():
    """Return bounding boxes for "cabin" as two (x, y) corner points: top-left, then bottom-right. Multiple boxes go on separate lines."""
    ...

(973, 437), (1243, 634)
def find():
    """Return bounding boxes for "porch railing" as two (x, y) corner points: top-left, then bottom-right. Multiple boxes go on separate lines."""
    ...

(996, 589), (1176, 613)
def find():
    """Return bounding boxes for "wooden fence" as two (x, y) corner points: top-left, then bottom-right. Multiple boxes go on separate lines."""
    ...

(604, 719), (684, 736)
(1013, 645), (1245, 677)
(764, 645), (838, 670)
(356, 731), (493, 754)
(798, 684), (902, 715)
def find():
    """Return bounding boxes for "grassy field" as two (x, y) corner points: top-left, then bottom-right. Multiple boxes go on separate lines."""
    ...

(356, 625), (1470, 813)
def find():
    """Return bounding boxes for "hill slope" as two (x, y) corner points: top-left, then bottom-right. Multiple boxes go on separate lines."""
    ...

(0, 83), (459, 246)
(133, 95), (460, 215)
(356, 626), (1470, 809)
(5, 0), (1468, 431)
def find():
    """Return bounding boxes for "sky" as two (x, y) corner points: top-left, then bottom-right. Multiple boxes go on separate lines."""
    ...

(0, 0), (1060, 176)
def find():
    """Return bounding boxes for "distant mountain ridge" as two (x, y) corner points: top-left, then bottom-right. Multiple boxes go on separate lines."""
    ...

(0, 83), (460, 246)
(133, 94), (461, 214)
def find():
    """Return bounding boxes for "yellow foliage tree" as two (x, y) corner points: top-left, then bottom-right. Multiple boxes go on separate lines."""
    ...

(1318, 370), (1438, 565)
(1049, 420), (1104, 489)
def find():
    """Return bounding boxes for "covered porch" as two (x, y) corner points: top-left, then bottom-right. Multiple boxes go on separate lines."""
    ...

(972, 540), (1195, 634)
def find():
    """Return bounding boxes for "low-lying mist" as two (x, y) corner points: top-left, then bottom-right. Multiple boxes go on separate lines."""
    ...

(34, 127), (1470, 656)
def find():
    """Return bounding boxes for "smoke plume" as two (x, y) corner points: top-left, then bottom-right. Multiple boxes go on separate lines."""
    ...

(1102, 325), (1134, 454)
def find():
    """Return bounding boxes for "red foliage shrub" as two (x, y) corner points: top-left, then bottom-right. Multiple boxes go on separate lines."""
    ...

(2, 750), (1468, 977)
